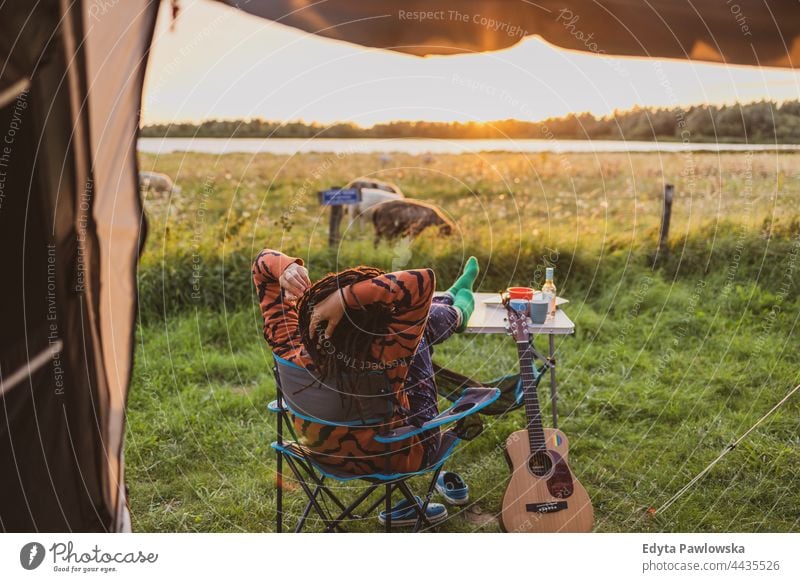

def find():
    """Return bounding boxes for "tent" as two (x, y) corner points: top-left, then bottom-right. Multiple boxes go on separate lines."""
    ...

(0, 0), (797, 532)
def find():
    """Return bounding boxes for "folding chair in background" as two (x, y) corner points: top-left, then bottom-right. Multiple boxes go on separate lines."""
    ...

(268, 355), (501, 532)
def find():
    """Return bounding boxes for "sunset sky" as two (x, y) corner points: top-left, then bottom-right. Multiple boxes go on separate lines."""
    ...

(142, 0), (800, 126)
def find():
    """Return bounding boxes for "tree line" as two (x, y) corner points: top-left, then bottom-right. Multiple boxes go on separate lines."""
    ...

(141, 100), (800, 142)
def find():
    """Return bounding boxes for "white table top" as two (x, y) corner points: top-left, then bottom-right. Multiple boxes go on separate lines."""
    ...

(435, 292), (575, 335)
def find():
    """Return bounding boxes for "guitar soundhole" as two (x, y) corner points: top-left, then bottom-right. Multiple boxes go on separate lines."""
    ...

(527, 451), (553, 477)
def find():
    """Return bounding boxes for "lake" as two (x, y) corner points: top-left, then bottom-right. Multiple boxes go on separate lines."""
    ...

(137, 137), (800, 156)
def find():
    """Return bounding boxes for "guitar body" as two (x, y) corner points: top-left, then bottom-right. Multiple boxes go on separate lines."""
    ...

(501, 427), (594, 533)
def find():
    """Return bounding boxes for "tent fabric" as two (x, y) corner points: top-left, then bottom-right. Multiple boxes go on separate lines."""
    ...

(0, 0), (157, 532)
(84, 0), (159, 533)
(228, 0), (800, 67)
(0, 0), (57, 108)
(1, 0), (111, 532)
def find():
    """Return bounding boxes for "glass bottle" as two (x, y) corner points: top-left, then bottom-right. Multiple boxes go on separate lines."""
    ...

(541, 267), (557, 318)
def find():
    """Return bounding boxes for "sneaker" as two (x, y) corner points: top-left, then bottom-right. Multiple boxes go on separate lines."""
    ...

(377, 496), (448, 527)
(435, 471), (469, 506)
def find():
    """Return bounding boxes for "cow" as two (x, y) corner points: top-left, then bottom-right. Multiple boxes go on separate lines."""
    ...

(371, 199), (455, 245)
(343, 178), (404, 225)
(139, 171), (180, 194)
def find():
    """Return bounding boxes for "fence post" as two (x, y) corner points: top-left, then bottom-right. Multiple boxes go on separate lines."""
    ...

(328, 205), (343, 248)
(658, 183), (674, 260)
(319, 187), (360, 248)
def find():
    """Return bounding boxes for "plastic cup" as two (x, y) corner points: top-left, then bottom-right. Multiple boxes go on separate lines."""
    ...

(529, 297), (549, 324)
(509, 298), (530, 316)
(507, 286), (534, 300)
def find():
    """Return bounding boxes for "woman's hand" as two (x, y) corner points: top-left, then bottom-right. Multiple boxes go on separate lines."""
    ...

(308, 289), (346, 340)
(279, 262), (311, 300)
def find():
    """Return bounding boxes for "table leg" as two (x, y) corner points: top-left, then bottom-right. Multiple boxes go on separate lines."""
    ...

(549, 334), (558, 428)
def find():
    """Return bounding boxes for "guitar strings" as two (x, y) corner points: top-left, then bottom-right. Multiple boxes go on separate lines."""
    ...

(655, 382), (800, 515)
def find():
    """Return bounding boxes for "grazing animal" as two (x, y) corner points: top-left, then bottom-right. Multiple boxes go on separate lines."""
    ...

(139, 171), (180, 194)
(372, 199), (454, 244)
(344, 179), (405, 224)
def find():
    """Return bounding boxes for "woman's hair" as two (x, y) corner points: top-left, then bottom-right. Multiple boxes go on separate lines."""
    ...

(296, 266), (390, 397)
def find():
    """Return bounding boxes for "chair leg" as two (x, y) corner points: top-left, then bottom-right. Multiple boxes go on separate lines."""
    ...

(384, 483), (392, 532)
(276, 446), (284, 533)
(283, 456), (337, 531)
(319, 487), (349, 513)
(396, 480), (432, 530)
(298, 467), (347, 513)
(361, 486), (390, 517)
(326, 484), (380, 532)
(296, 485), (323, 533)
(276, 382), (285, 533)
(413, 466), (444, 532)
(282, 453), (388, 532)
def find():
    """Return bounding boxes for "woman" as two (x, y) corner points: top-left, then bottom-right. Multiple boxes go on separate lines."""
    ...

(253, 249), (478, 519)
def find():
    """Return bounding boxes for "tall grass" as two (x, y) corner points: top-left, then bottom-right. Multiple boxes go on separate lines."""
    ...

(137, 152), (800, 318)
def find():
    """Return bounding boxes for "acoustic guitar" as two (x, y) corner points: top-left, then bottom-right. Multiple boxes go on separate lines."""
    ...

(501, 306), (594, 533)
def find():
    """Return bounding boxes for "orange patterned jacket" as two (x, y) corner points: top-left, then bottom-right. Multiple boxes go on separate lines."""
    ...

(253, 249), (436, 475)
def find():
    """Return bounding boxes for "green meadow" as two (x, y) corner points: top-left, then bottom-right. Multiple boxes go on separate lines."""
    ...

(127, 150), (800, 532)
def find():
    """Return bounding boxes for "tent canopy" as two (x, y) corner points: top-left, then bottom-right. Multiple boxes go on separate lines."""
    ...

(229, 0), (800, 66)
(1, 0), (797, 532)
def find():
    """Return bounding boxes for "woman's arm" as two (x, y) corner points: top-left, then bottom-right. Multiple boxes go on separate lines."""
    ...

(252, 249), (308, 354)
(343, 269), (435, 311)
(344, 269), (436, 364)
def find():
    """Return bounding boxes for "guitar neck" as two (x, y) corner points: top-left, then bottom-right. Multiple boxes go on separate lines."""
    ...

(515, 340), (547, 453)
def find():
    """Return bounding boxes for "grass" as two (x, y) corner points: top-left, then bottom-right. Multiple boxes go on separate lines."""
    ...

(126, 151), (800, 532)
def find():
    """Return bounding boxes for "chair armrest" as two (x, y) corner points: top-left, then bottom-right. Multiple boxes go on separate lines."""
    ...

(374, 387), (500, 443)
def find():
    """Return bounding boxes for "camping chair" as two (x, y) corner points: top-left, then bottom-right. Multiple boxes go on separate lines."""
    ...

(268, 355), (500, 532)
(432, 334), (557, 416)
(433, 363), (525, 415)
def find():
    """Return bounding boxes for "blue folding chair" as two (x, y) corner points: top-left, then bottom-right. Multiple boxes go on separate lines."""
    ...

(268, 355), (500, 532)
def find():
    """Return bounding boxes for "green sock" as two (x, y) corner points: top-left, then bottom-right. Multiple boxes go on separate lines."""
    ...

(453, 288), (475, 332)
(446, 256), (479, 297)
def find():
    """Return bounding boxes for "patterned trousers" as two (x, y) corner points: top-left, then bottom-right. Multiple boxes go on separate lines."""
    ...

(404, 295), (460, 466)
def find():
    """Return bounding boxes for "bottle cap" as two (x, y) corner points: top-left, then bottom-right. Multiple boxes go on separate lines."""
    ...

(546, 267), (554, 280)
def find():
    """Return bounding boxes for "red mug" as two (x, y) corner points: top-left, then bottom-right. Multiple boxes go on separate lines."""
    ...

(507, 286), (534, 300)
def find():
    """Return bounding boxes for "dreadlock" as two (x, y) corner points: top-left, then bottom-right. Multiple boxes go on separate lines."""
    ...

(296, 266), (391, 399)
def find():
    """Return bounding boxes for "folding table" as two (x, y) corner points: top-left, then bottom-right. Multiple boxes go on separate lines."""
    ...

(436, 292), (575, 427)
